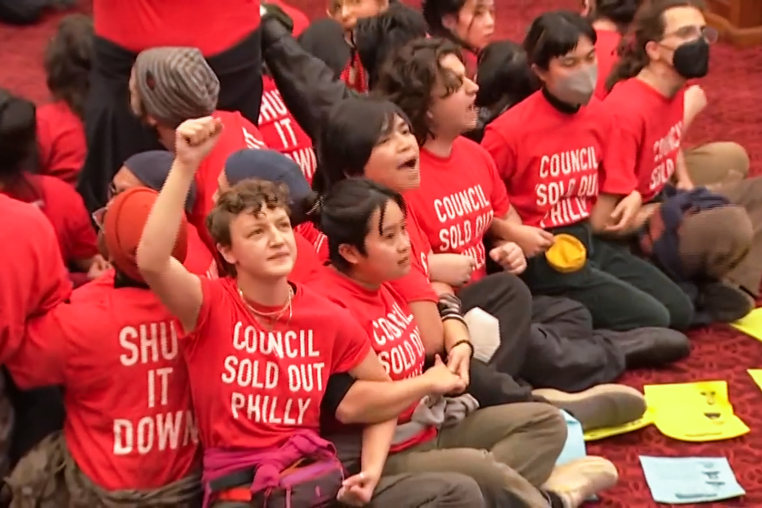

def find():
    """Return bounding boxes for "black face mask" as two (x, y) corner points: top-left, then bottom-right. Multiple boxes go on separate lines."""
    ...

(672, 38), (710, 78)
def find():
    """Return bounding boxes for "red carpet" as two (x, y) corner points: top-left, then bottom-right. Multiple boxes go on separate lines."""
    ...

(1, 1), (761, 506)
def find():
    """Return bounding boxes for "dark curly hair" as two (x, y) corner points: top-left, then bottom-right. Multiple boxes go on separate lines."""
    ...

(374, 37), (463, 145)
(44, 14), (94, 119)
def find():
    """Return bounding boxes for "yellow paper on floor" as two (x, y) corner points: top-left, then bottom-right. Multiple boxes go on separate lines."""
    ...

(748, 370), (762, 392)
(731, 307), (762, 342)
(584, 406), (655, 441)
(644, 381), (749, 442)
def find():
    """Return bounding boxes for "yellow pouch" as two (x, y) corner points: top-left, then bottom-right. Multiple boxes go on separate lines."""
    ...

(583, 406), (655, 441)
(644, 381), (749, 442)
(545, 234), (586, 273)
(731, 307), (762, 342)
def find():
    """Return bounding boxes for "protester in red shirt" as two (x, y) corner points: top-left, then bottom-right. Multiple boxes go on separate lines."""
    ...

(4, 188), (201, 505)
(482, 11), (694, 331)
(92, 150), (217, 278)
(36, 14), (92, 185)
(307, 177), (619, 508)
(137, 117), (401, 506)
(604, 0), (762, 322)
(220, 149), (323, 284)
(78, 0), (263, 213)
(127, 46), (266, 253)
(1, 88), (109, 285)
(422, 0), (496, 77)
(258, 76), (318, 183)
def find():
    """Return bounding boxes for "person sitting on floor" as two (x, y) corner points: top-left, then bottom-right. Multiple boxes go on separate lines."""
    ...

(308, 177), (619, 508)
(602, 0), (762, 323)
(481, 10), (695, 332)
(136, 116), (431, 507)
(4, 188), (202, 507)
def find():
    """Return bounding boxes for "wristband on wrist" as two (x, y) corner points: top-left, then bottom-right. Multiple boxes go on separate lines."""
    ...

(447, 339), (474, 358)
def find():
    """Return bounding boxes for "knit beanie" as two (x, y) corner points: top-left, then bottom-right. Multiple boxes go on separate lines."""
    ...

(133, 47), (220, 128)
(123, 150), (197, 213)
(104, 187), (188, 283)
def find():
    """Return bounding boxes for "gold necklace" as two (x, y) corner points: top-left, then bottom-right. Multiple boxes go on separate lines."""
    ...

(238, 284), (294, 326)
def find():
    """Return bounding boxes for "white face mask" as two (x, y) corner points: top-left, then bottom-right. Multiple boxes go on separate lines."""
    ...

(549, 65), (599, 106)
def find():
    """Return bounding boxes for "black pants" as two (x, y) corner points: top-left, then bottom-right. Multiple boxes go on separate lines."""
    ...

(2, 370), (64, 468)
(458, 273), (626, 399)
(0, 0), (48, 24)
(522, 222), (694, 331)
(77, 30), (263, 212)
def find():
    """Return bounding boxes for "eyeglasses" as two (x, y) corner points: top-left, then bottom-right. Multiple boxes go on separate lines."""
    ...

(663, 25), (719, 44)
(92, 206), (107, 231)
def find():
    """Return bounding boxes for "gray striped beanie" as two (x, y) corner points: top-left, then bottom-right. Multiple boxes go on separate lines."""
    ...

(133, 47), (220, 128)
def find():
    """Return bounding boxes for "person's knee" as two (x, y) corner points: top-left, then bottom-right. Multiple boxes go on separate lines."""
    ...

(486, 272), (533, 308)
(703, 206), (754, 279)
(436, 473), (486, 506)
(662, 289), (695, 330)
(523, 403), (567, 454)
(718, 141), (750, 178)
(629, 294), (672, 329)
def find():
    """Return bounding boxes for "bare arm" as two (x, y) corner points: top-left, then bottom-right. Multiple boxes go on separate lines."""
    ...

(336, 354), (464, 424)
(335, 374), (435, 424)
(674, 151), (694, 190)
(137, 118), (222, 332)
(408, 300), (445, 355)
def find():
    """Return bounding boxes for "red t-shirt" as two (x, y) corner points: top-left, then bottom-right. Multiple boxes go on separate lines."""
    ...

(312, 268), (436, 452)
(0, 195), (71, 363)
(482, 91), (631, 229)
(404, 137), (511, 284)
(259, 76), (318, 184)
(2, 175), (98, 264)
(269, 0), (310, 37)
(184, 277), (371, 449)
(36, 101), (86, 185)
(604, 78), (685, 202)
(6, 278), (198, 490)
(190, 110), (266, 251)
(93, 0), (261, 55)
(594, 29), (622, 100)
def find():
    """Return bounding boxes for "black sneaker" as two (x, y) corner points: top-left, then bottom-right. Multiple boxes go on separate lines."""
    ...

(700, 281), (755, 323)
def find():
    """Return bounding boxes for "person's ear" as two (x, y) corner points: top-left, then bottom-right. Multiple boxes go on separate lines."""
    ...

(338, 243), (363, 266)
(442, 13), (458, 33)
(218, 244), (237, 266)
(645, 40), (663, 62)
(530, 63), (549, 85)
